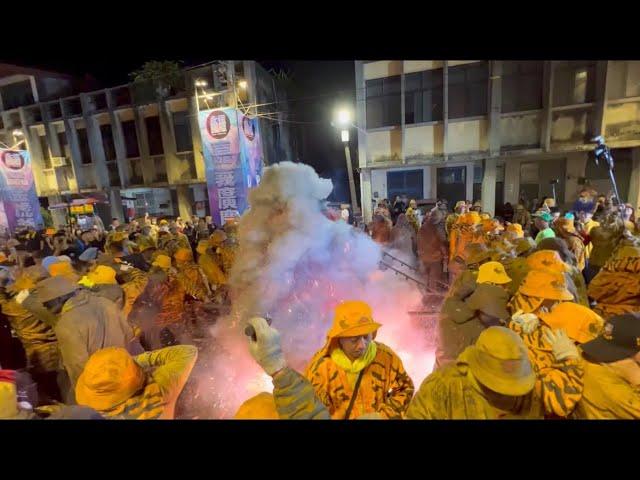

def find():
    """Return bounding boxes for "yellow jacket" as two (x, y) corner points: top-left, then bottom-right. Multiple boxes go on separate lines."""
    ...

(509, 322), (584, 417)
(198, 251), (227, 287)
(306, 342), (414, 419)
(406, 348), (544, 419)
(573, 360), (640, 419)
(95, 345), (198, 420)
(121, 268), (149, 319)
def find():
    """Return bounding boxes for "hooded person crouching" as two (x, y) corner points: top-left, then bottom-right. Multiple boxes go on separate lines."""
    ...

(305, 301), (414, 419)
(75, 344), (197, 419)
(435, 261), (512, 369)
(408, 326), (542, 419)
(509, 302), (604, 418)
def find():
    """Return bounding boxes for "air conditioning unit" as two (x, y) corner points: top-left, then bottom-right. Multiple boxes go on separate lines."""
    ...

(51, 157), (67, 167)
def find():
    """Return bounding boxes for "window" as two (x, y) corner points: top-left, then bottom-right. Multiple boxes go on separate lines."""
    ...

(100, 124), (117, 161)
(502, 61), (543, 112)
(366, 76), (401, 128)
(172, 111), (193, 152)
(0, 80), (35, 110)
(553, 61), (596, 106)
(57, 131), (71, 160)
(145, 116), (164, 156)
(76, 128), (92, 164)
(387, 169), (423, 200)
(121, 120), (140, 158)
(39, 135), (52, 169)
(448, 62), (488, 119)
(405, 69), (443, 123)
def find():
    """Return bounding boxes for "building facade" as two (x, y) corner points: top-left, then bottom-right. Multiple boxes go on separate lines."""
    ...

(0, 61), (296, 226)
(355, 60), (640, 222)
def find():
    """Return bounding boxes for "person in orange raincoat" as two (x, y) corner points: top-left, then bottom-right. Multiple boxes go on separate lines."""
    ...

(305, 300), (414, 419)
(588, 245), (640, 318)
(509, 302), (604, 418)
(507, 269), (574, 316)
(448, 212), (483, 284)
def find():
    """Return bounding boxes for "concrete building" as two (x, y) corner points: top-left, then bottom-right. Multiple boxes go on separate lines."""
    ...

(0, 61), (296, 226)
(355, 60), (640, 222)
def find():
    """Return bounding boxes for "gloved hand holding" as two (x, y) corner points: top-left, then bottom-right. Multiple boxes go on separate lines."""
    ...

(543, 328), (580, 361)
(15, 289), (30, 305)
(246, 317), (287, 376)
(510, 309), (539, 334)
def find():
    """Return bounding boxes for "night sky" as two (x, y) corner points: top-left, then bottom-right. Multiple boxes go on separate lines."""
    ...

(8, 57), (356, 202)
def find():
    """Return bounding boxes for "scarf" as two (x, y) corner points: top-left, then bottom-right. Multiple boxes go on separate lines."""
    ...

(331, 342), (378, 387)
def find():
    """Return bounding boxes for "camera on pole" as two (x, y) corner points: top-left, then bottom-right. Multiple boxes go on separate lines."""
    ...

(591, 135), (622, 207)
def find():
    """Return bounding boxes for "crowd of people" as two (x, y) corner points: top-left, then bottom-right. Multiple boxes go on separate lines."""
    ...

(237, 187), (640, 420)
(1, 183), (640, 420)
(0, 213), (238, 419)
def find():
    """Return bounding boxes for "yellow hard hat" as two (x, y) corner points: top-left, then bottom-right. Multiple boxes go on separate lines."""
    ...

(506, 223), (524, 239)
(538, 302), (604, 344)
(327, 300), (381, 340)
(477, 261), (512, 285)
(152, 254), (172, 270)
(86, 265), (118, 285)
(466, 327), (535, 396)
(75, 347), (145, 411)
(526, 250), (570, 273)
(519, 270), (574, 301)
(174, 248), (193, 262)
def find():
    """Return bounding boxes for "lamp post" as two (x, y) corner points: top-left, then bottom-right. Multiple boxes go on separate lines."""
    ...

(333, 108), (360, 215)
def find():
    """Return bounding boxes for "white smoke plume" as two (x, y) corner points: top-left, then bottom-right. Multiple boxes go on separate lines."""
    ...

(190, 162), (435, 418)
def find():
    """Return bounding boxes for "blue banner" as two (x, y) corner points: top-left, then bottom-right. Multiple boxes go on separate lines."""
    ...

(198, 108), (265, 226)
(0, 149), (43, 234)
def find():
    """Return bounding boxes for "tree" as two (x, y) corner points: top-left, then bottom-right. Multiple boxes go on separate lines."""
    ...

(130, 60), (183, 99)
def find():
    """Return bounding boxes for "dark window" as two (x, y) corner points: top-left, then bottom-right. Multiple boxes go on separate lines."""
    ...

(502, 61), (544, 112)
(57, 131), (71, 160)
(145, 116), (164, 156)
(172, 111), (193, 152)
(39, 135), (52, 169)
(405, 69), (443, 124)
(121, 120), (140, 158)
(100, 124), (117, 161)
(0, 80), (35, 110)
(366, 75), (401, 128)
(387, 169), (424, 200)
(553, 61), (596, 106)
(76, 128), (92, 164)
(448, 62), (489, 119)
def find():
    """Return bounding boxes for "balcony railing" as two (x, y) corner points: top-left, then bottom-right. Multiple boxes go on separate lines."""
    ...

(151, 155), (168, 183)
(176, 152), (197, 181)
(106, 161), (121, 187)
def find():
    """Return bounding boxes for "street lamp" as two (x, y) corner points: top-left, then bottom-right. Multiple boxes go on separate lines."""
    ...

(237, 79), (248, 90)
(333, 107), (360, 215)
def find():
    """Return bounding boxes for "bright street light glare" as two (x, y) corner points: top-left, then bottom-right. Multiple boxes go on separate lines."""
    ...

(341, 129), (349, 142)
(336, 109), (351, 127)
(12, 129), (23, 137)
(238, 80), (248, 90)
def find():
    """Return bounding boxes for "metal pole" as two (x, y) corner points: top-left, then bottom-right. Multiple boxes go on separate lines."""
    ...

(344, 144), (360, 214)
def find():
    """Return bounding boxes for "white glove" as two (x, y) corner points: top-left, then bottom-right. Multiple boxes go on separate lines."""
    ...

(542, 328), (580, 361)
(15, 289), (30, 305)
(246, 317), (287, 376)
(510, 309), (539, 334)
(119, 264), (132, 272)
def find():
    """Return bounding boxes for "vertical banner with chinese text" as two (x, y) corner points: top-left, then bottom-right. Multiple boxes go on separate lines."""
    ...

(238, 111), (264, 190)
(0, 149), (43, 234)
(198, 108), (248, 226)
